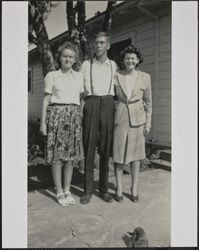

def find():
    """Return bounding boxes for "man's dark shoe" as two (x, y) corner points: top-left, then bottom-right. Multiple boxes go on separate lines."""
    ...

(99, 192), (113, 203)
(80, 193), (92, 204)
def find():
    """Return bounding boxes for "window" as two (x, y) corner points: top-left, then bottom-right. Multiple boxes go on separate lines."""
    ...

(28, 68), (33, 93)
(108, 38), (131, 69)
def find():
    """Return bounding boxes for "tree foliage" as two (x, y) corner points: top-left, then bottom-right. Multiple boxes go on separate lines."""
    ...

(33, 1), (59, 20)
(29, 0), (117, 76)
(29, 1), (59, 76)
(66, 1), (91, 60)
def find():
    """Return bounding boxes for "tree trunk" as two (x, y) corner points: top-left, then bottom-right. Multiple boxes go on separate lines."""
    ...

(66, 1), (79, 44)
(77, 1), (91, 60)
(29, 2), (55, 77)
(102, 1), (117, 32)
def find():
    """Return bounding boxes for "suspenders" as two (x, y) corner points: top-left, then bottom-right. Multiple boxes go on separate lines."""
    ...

(90, 58), (113, 95)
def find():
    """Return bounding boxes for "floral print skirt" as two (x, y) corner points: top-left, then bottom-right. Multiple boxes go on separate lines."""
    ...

(45, 104), (84, 166)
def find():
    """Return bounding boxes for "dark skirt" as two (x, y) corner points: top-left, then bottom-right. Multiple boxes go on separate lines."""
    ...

(45, 104), (84, 165)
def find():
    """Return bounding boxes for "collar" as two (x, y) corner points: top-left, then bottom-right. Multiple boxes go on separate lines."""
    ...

(93, 57), (110, 66)
(59, 68), (75, 75)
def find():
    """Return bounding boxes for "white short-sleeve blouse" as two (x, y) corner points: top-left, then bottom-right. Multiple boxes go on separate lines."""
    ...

(44, 69), (84, 105)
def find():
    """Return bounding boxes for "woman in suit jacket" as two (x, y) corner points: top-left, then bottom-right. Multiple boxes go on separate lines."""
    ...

(113, 45), (152, 202)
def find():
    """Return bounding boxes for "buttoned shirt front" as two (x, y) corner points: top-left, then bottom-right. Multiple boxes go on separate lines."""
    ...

(81, 58), (117, 96)
(44, 69), (84, 105)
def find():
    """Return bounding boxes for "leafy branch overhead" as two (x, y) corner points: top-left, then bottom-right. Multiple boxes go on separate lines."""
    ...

(66, 1), (90, 60)
(29, 1), (57, 76)
(28, 0), (117, 77)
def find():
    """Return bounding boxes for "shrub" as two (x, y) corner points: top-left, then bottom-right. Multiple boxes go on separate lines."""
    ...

(28, 118), (46, 162)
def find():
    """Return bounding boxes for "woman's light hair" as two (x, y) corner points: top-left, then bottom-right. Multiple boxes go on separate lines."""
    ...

(55, 41), (81, 71)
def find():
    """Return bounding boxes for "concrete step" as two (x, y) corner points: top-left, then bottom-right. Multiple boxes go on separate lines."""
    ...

(150, 159), (171, 171)
(159, 149), (171, 162)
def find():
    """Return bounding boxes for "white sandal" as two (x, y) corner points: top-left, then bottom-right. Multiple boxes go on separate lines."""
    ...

(64, 191), (76, 205)
(56, 192), (68, 207)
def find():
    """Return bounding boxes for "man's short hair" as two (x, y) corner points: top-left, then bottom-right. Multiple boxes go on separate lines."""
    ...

(94, 31), (110, 43)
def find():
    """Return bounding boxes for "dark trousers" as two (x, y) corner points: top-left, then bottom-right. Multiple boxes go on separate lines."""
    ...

(82, 95), (115, 194)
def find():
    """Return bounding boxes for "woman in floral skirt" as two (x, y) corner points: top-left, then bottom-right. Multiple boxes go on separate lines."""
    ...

(40, 42), (84, 206)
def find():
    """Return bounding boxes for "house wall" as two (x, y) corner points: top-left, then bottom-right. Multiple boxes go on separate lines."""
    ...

(28, 3), (171, 146)
(111, 7), (171, 146)
(28, 57), (43, 121)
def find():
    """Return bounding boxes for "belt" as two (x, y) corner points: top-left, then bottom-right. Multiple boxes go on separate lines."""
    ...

(48, 103), (78, 106)
(86, 95), (113, 100)
(128, 99), (140, 104)
(119, 99), (140, 105)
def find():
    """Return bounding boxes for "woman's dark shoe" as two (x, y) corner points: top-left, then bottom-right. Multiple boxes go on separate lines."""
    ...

(131, 194), (139, 202)
(131, 188), (139, 202)
(115, 188), (123, 202)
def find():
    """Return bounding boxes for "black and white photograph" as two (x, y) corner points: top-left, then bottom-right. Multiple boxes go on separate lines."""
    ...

(2, 0), (198, 248)
(28, 1), (171, 247)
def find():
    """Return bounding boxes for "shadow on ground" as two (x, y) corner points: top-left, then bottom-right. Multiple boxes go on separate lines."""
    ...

(28, 164), (117, 202)
(122, 233), (131, 247)
(28, 162), (154, 192)
(28, 165), (85, 191)
(28, 169), (171, 248)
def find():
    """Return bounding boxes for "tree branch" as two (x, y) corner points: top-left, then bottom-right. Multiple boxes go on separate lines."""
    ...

(28, 1), (55, 76)
(77, 1), (91, 60)
(102, 1), (117, 32)
(28, 32), (38, 46)
(66, 0), (79, 43)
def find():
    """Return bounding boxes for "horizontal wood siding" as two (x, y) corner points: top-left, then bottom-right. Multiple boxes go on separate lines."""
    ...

(28, 62), (44, 120)
(133, 12), (171, 146)
(157, 14), (171, 145)
(121, 13), (171, 146)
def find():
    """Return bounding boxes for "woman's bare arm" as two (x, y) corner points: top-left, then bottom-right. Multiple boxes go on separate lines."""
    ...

(40, 93), (51, 136)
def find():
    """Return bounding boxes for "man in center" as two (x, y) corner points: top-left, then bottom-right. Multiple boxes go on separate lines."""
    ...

(80, 32), (117, 204)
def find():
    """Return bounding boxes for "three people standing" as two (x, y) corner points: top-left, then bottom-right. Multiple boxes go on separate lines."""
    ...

(40, 33), (152, 206)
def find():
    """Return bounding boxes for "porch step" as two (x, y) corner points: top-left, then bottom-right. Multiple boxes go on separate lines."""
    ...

(150, 159), (171, 171)
(159, 149), (171, 162)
